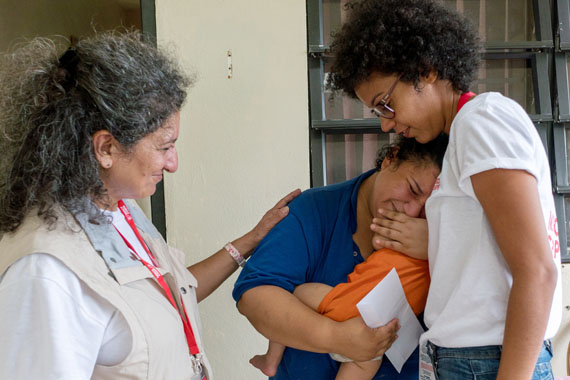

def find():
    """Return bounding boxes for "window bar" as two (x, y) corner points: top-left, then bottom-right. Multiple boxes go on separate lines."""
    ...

(321, 132), (327, 186)
(555, 53), (570, 120)
(308, 0), (326, 187)
(534, 0), (553, 43)
(532, 53), (553, 118)
(533, 122), (549, 156)
(557, 0), (570, 49)
(554, 124), (569, 189)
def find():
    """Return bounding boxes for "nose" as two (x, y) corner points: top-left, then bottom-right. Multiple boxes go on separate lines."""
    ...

(380, 118), (396, 133)
(164, 147), (178, 173)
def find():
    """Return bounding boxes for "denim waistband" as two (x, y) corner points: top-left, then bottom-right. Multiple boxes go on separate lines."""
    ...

(427, 340), (552, 362)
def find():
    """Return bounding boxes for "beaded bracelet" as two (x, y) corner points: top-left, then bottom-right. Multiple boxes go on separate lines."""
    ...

(224, 242), (246, 267)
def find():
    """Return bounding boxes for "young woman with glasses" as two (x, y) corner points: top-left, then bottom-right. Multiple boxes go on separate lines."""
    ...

(328, 1), (561, 380)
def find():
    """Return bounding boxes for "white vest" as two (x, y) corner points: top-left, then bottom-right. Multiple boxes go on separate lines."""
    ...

(0, 201), (213, 380)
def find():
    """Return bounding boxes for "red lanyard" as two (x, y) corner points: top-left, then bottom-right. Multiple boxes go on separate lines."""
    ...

(114, 200), (200, 356)
(457, 91), (476, 112)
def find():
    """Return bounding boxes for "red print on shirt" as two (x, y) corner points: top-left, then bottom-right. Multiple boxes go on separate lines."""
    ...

(432, 178), (440, 191)
(548, 211), (560, 259)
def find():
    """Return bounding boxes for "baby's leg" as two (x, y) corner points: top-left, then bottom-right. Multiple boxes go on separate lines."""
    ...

(293, 282), (333, 310)
(335, 359), (382, 380)
(250, 283), (333, 376)
(250, 341), (286, 377)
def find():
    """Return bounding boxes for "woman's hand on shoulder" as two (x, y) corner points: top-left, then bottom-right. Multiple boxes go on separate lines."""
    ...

(371, 208), (428, 260)
(241, 188), (301, 256)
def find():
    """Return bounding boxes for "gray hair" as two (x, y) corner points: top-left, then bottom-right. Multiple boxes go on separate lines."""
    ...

(0, 31), (192, 233)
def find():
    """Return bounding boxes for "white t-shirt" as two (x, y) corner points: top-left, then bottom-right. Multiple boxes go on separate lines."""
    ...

(422, 92), (562, 348)
(0, 209), (147, 379)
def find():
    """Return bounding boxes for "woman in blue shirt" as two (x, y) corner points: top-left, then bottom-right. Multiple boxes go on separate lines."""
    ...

(233, 135), (447, 379)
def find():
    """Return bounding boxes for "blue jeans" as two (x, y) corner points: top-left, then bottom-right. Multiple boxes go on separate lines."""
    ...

(426, 340), (554, 380)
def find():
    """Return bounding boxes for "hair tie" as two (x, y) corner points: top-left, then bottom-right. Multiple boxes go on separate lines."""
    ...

(58, 48), (79, 88)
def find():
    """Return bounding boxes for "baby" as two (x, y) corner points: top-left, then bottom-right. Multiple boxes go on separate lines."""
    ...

(250, 245), (430, 379)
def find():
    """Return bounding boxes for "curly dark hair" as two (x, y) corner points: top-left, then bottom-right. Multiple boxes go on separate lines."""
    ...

(376, 133), (448, 171)
(0, 31), (192, 233)
(328, 0), (481, 97)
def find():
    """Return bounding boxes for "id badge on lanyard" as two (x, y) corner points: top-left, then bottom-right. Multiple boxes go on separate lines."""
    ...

(190, 354), (207, 380)
(419, 341), (435, 380)
(190, 371), (207, 380)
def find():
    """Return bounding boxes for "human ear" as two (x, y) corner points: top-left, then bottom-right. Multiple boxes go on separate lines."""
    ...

(380, 157), (391, 170)
(380, 147), (400, 170)
(422, 71), (438, 84)
(92, 130), (116, 169)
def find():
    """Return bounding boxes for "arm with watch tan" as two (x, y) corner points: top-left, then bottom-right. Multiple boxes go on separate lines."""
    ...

(188, 188), (301, 303)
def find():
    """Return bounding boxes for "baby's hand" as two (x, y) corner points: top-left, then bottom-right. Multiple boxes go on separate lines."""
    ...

(371, 208), (428, 260)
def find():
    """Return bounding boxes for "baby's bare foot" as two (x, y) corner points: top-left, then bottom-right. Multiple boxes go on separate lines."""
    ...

(250, 354), (278, 377)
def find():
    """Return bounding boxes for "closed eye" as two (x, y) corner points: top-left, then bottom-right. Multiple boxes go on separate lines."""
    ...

(409, 184), (418, 196)
(410, 178), (424, 197)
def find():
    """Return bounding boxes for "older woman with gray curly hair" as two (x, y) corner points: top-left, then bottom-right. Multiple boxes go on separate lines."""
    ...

(0, 32), (299, 380)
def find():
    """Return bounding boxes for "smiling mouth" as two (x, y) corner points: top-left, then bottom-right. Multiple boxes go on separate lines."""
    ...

(399, 128), (410, 138)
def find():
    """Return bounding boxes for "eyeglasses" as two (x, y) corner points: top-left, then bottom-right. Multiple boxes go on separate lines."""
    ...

(370, 75), (402, 120)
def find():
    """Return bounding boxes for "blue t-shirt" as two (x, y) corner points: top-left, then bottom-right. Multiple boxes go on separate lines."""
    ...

(233, 169), (419, 380)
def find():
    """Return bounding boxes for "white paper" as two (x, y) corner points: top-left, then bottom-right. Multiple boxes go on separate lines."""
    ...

(356, 268), (424, 372)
